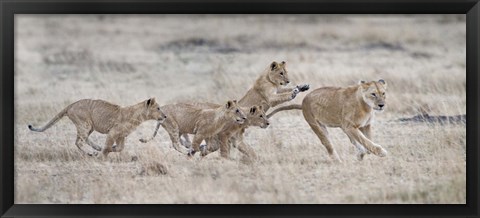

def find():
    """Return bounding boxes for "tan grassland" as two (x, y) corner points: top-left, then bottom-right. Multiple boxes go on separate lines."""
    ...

(14, 15), (466, 204)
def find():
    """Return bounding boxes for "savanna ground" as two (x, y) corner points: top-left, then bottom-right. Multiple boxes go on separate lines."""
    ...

(14, 15), (466, 204)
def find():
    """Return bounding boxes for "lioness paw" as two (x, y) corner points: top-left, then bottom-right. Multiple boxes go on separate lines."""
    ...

(297, 84), (310, 92)
(378, 148), (388, 157)
(373, 145), (388, 157)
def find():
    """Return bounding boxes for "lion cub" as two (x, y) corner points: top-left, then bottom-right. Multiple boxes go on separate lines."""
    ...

(267, 80), (389, 161)
(28, 98), (166, 157)
(238, 61), (309, 111)
(187, 103), (269, 159)
(143, 100), (247, 156)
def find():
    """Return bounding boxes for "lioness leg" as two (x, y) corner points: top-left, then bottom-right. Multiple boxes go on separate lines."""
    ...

(359, 125), (372, 155)
(342, 127), (387, 157)
(344, 131), (367, 161)
(307, 122), (340, 161)
(359, 125), (372, 139)
(302, 110), (340, 161)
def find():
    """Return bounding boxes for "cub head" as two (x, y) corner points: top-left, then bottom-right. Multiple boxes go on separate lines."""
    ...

(145, 97), (167, 123)
(359, 79), (387, 112)
(267, 61), (290, 86)
(247, 105), (270, 129)
(225, 100), (247, 124)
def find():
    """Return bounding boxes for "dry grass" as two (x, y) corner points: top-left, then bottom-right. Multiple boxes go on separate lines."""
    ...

(14, 15), (465, 204)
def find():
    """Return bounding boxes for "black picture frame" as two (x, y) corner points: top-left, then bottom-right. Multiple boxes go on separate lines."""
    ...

(1, 0), (478, 217)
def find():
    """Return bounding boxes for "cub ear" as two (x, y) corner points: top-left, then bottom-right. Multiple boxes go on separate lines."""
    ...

(281, 61), (286, 65)
(250, 106), (257, 115)
(226, 100), (233, 109)
(378, 79), (387, 88)
(258, 105), (263, 111)
(358, 80), (366, 84)
(270, 61), (279, 71)
(146, 97), (156, 107)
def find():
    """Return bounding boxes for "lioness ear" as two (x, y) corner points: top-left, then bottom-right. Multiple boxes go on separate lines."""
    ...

(281, 61), (286, 65)
(270, 61), (278, 71)
(258, 105), (263, 111)
(250, 106), (257, 115)
(226, 100), (233, 109)
(358, 80), (366, 84)
(378, 79), (387, 88)
(233, 100), (237, 104)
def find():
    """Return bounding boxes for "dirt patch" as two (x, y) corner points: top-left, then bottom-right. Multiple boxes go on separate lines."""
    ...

(398, 113), (466, 125)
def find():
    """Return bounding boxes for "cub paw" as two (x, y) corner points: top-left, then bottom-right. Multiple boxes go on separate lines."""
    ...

(293, 87), (300, 95)
(356, 152), (365, 161)
(88, 151), (99, 157)
(187, 149), (197, 157)
(296, 84), (310, 92)
(291, 88), (299, 100)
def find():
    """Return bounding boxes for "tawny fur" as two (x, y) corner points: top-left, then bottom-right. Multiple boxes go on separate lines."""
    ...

(267, 80), (389, 161)
(140, 61), (307, 159)
(140, 100), (247, 156)
(185, 103), (269, 159)
(28, 98), (166, 157)
(238, 61), (308, 111)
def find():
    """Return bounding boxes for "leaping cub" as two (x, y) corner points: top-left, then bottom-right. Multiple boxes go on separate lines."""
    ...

(267, 79), (389, 161)
(28, 98), (166, 157)
(238, 61), (310, 112)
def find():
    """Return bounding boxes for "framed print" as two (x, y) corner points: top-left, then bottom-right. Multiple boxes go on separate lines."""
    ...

(1, 0), (479, 217)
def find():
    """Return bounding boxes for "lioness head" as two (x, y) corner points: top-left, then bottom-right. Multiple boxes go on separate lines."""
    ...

(225, 100), (247, 124)
(359, 79), (387, 111)
(268, 61), (290, 86)
(145, 97), (167, 123)
(247, 105), (270, 129)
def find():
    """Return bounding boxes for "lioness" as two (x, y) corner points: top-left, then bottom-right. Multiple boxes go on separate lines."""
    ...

(238, 61), (310, 111)
(141, 100), (247, 156)
(28, 98), (166, 157)
(267, 80), (389, 161)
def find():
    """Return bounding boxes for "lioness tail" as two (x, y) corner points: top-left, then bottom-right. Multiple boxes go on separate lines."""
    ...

(28, 106), (70, 132)
(267, 104), (302, 118)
